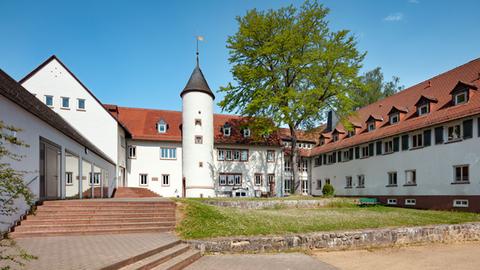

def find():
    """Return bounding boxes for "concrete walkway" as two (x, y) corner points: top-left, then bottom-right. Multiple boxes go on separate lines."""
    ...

(185, 253), (337, 270)
(10, 232), (178, 270)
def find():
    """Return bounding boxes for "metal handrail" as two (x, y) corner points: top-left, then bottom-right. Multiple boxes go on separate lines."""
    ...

(3, 175), (38, 206)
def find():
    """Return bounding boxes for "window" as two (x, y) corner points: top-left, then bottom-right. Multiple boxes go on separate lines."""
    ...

(343, 150), (351, 161)
(218, 150), (225, 161)
(267, 150), (275, 162)
(242, 128), (251, 137)
(357, 175), (365, 188)
(199, 162), (203, 167)
(233, 150), (241, 161)
(45, 95), (54, 107)
(418, 104), (429, 115)
(61, 97), (70, 109)
(368, 122), (375, 131)
(332, 134), (339, 142)
(405, 199), (416, 206)
(388, 172), (397, 186)
(316, 180), (322, 190)
(412, 133), (423, 148)
(447, 124), (462, 141)
(454, 165), (469, 183)
(314, 156), (322, 166)
(327, 154), (334, 164)
(195, 119), (202, 126)
(453, 199), (469, 208)
(454, 92), (467, 105)
(195, 135), (203, 144)
(226, 150), (232, 161)
(347, 130), (355, 137)
(268, 174), (275, 185)
(66, 172), (73, 185)
(160, 147), (176, 159)
(405, 170), (416, 185)
(387, 199), (397, 205)
(284, 160), (291, 172)
(241, 150), (248, 161)
(325, 178), (331, 185)
(128, 146), (136, 159)
(345, 176), (352, 188)
(384, 140), (393, 154)
(319, 138), (325, 145)
(139, 174), (148, 186)
(223, 125), (231, 136)
(299, 159), (308, 172)
(254, 174), (263, 186)
(162, 174), (170, 186)
(77, 98), (85, 110)
(157, 120), (167, 133)
(361, 146), (369, 158)
(389, 113), (399, 124)
(284, 178), (293, 194)
(89, 172), (101, 185)
(219, 173), (242, 186)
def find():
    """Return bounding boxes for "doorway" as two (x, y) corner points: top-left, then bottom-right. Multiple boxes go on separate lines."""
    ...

(39, 140), (61, 200)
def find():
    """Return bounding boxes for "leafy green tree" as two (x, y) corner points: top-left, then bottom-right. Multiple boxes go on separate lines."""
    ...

(0, 120), (36, 270)
(352, 67), (404, 109)
(219, 0), (365, 194)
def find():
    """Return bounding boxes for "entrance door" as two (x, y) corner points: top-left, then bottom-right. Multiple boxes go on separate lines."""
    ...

(40, 141), (60, 199)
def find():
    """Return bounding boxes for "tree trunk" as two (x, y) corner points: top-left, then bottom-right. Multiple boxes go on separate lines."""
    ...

(290, 127), (302, 195)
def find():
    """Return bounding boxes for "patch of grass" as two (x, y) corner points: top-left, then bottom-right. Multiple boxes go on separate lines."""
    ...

(176, 199), (480, 240)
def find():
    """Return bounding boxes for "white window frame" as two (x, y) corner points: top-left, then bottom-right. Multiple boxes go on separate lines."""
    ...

(218, 149), (225, 161)
(345, 176), (352, 188)
(77, 98), (86, 110)
(361, 146), (369, 158)
(162, 174), (170, 186)
(357, 175), (365, 187)
(405, 199), (416, 206)
(384, 140), (393, 154)
(89, 172), (101, 186)
(65, 172), (73, 185)
(45, 95), (54, 107)
(418, 104), (429, 116)
(447, 124), (462, 142)
(453, 165), (469, 183)
(454, 91), (467, 105)
(267, 150), (275, 162)
(343, 150), (351, 161)
(284, 160), (292, 172)
(388, 171), (397, 186)
(389, 113), (399, 125)
(412, 133), (423, 148)
(242, 128), (251, 137)
(223, 126), (231, 137)
(61, 97), (70, 109)
(405, 170), (416, 185)
(368, 122), (375, 131)
(453, 199), (469, 208)
(160, 147), (176, 160)
(128, 145), (136, 159)
(139, 174), (148, 186)
(387, 198), (397, 205)
(254, 174), (263, 186)
(157, 121), (167, 133)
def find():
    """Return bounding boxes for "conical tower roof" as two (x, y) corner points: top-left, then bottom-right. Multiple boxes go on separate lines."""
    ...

(180, 64), (215, 99)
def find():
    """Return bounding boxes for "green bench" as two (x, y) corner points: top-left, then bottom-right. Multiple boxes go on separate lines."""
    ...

(358, 198), (378, 206)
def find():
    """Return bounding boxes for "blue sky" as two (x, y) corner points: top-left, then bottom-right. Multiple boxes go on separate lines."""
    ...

(1, 0), (479, 113)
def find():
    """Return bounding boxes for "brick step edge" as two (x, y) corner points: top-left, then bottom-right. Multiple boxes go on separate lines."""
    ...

(9, 227), (175, 238)
(26, 213), (175, 219)
(14, 222), (175, 232)
(118, 244), (191, 270)
(21, 218), (176, 225)
(153, 249), (201, 270)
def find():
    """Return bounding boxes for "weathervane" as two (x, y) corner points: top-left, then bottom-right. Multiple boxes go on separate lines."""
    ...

(196, 35), (204, 66)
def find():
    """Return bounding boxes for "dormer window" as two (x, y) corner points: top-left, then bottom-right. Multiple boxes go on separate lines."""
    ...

(157, 120), (167, 133)
(347, 130), (355, 137)
(389, 113), (399, 125)
(242, 128), (251, 138)
(415, 95), (437, 116)
(332, 134), (339, 142)
(418, 104), (429, 116)
(368, 122), (375, 131)
(454, 91), (467, 105)
(319, 138), (325, 145)
(450, 81), (477, 106)
(366, 115), (382, 132)
(223, 124), (231, 137)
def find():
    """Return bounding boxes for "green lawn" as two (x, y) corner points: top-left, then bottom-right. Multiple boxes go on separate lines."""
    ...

(176, 199), (480, 239)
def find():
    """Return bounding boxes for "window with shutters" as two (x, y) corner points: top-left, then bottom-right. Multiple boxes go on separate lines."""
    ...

(345, 176), (352, 188)
(412, 133), (423, 148)
(453, 165), (469, 183)
(387, 172), (397, 186)
(447, 124), (462, 142)
(357, 175), (365, 188)
(384, 140), (393, 154)
(405, 170), (417, 185)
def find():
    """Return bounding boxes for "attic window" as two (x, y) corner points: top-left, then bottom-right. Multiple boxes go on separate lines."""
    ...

(347, 130), (355, 137)
(368, 122), (375, 131)
(242, 128), (251, 138)
(418, 104), (429, 116)
(319, 137), (325, 145)
(454, 91), (467, 105)
(389, 113), (399, 125)
(223, 124), (231, 137)
(332, 134), (339, 142)
(157, 120), (167, 133)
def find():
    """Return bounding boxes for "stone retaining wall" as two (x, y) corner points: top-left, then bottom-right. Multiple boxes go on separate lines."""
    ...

(203, 198), (347, 209)
(188, 222), (480, 253)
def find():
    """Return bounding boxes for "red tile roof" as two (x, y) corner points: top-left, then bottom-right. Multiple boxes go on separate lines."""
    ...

(310, 58), (480, 156)
(278, 125), (326, 143)
(107, 106), (281, 145)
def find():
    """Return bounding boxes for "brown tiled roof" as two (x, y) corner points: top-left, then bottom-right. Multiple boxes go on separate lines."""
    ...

(310, 58), (480, 156)
(0, 69), (115, 165)
(278, 125), (326, 144)
(109, 106), (281, 146)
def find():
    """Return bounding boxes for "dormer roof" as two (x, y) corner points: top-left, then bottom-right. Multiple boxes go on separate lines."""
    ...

(366, 114), (383, 122)
(387, 105), (408, 115)
(414, 95), (438, 106)
(449, 80), (478, 94)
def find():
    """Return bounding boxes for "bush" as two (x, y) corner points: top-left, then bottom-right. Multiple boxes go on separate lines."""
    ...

(322, 183), (335, 197)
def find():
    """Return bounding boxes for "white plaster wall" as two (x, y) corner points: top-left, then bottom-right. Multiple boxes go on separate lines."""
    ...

(126, 140), (183, 198)
(21, 59), (119, 164)
(182, 92), (215, 197)
(0, 95), (115, 232)
(311, 116), (480, 197)
(213, 145), (283, 197)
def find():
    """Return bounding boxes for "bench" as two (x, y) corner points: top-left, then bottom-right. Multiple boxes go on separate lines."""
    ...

(358, 198), (378, 206)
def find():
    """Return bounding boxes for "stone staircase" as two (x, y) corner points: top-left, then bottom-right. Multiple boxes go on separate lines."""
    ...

(9, 199), (176, 238)
(114, 187), (161, 198)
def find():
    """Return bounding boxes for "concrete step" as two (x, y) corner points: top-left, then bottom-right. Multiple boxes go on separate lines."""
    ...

(13, 222), (175, 232)
(153, 249), (201, 270)
(41, 201), (174, 207)
(21, 217), (176, 225)
(26, 213), (175, 219)
(34, 209), (174, 215)
(119, 244), (191, 270)
(37, 206), (174, 211)
(10, 226), (174, 238)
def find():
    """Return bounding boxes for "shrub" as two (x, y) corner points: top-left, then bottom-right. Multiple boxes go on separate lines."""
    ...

(322, 183), (335, 197)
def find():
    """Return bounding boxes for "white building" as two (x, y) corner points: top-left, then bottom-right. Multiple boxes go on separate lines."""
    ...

(3, 54), (480, 212)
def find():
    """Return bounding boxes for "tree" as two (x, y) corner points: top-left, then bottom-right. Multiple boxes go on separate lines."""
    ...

(352, 67), (404, 109)
(219, 1), (365, 194)
(0, 120), (36, 270)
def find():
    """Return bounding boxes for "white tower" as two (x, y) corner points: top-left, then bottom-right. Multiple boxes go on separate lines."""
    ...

(180, 56), (215, 198)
